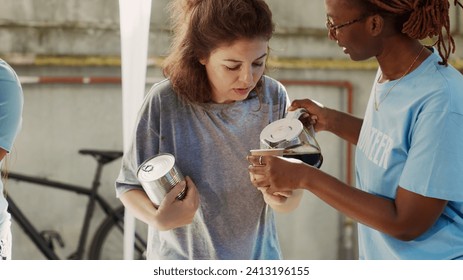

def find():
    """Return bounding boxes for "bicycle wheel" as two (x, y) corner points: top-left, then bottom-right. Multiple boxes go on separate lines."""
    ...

(88, 206), (148, 260)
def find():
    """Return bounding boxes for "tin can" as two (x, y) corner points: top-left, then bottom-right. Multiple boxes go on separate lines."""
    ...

(137, 153), (186, 205)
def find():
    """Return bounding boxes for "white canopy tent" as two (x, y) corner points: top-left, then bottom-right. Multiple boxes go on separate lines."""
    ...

(118, 0), (152, 259)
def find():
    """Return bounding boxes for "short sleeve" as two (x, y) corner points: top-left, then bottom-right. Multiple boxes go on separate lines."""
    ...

(400, 109), (463, 201)
(0, 61), (23, 152)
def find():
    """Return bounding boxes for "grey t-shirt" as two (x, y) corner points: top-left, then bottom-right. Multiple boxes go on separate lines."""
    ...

(116, 76), (289, 259)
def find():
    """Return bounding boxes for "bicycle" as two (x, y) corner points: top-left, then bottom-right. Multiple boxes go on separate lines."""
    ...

(1, 149), (147, 260)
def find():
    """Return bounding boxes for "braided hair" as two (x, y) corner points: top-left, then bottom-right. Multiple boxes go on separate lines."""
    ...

(366, 0), (463, 66)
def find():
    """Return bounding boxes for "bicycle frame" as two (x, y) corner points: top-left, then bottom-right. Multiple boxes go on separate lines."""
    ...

(2, 151), (122, 259)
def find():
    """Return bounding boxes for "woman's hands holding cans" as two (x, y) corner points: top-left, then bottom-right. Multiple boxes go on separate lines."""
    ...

(154, 176), (200, 231)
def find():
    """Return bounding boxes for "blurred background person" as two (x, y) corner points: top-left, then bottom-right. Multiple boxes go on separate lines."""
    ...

(0, 59), (24, 260)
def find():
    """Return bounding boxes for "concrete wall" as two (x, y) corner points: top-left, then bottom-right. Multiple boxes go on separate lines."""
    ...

(1, 0), (462, 260)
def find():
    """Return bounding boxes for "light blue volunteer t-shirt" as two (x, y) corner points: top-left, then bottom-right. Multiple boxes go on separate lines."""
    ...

(0, 59), (23, 225)
(355, 49), (463, 259)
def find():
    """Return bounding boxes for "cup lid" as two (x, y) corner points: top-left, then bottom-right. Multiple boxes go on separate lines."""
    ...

(260, 118), (303, 146)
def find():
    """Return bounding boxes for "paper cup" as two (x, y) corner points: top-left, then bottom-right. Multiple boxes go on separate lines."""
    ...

(250, 148), (285, 156)
(249, 148), (290, 197)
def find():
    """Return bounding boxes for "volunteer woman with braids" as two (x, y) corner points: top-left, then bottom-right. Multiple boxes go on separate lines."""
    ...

(0, 59), (23, 260)
(248, 0), (463, 259)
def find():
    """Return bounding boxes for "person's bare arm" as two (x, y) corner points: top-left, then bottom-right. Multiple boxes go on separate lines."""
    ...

(0, 149), (7, 162)
(120, 177), (200, 231)
(249, 156), (446, 240)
